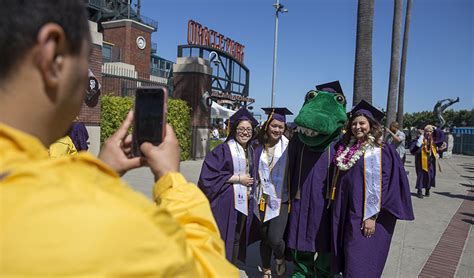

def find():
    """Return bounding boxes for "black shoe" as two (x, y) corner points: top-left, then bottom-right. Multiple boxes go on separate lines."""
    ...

(425, 189), (430, 197)
(417, 190), (424, 199)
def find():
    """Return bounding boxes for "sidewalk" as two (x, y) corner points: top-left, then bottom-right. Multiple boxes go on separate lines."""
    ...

(122, 154), (473, 277)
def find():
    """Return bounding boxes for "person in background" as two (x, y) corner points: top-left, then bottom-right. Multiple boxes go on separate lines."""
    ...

(330, 100), (414, 277)
(385, 121), (406, 164)
(198, 108), (258, 265)
(0, 1), (237, 276)
(254, 107), (292, 277)
(212, 125), (220, 139)
(69, 119), (89, 151)
(49, 133), (78, 158)
(409, 123), (445, 198)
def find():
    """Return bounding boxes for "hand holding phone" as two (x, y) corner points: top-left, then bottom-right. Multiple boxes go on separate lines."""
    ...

(99, 111), (144, 176)
(140, 124), (181, 180)
(132, 87), (168, 157)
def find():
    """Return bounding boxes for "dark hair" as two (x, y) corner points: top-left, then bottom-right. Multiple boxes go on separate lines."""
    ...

(390, 121), (400, 129)
(341, 112), (383, 147)
(225, 120), (255, 143)
(0, 0), (90, 79)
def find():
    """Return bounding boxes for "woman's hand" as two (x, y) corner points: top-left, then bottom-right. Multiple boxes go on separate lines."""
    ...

(361, 219), (376, 238)
(239, 174), (254, 187)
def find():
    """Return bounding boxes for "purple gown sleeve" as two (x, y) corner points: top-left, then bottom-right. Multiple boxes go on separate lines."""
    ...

(381, 144), (415, 220)
(198, 143), (234, 201)
(409, 137), (421, 155)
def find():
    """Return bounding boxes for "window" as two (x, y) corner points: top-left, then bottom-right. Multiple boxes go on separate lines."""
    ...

(102, 44), (112, 62)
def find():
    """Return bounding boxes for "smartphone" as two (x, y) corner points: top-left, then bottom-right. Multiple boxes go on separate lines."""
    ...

(132, 86), (168, 157)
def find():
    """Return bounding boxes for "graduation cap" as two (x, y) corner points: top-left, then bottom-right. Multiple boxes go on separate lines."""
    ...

(349, 100), (385, 123)
(229, 107), (258, 128)
(316, 80), (344, 95)
(261, 107), (293, 124)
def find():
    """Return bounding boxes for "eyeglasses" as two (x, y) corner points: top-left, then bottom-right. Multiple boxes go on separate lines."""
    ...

(236, 128), (253, 134)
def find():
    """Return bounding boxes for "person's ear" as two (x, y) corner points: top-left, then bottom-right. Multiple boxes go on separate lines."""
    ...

(35, 23), (68, 93)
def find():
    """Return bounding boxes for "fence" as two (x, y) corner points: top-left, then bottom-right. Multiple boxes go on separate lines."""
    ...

(101, 64), (169, 97)
(452, 127), (474, 156)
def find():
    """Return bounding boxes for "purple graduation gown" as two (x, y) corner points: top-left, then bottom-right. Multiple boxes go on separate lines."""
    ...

(197, 142), (256, 262)
(409, 128), (445, 190)
(331, 143), (414, 277)
(69, 122), (89, 151)
(285, 135), (334, 253)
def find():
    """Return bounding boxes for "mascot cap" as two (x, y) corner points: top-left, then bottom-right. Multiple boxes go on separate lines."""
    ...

(316, 80), (344, 95)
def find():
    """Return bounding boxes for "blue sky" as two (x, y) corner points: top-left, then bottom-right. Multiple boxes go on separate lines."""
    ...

(140, 0), (473, 121)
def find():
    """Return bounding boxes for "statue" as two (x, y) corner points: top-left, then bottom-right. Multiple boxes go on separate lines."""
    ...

(433, 97), (460, 128)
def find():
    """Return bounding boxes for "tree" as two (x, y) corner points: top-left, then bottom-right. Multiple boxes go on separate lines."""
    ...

(385, 0), (403, 127)
(353, 0), (375, 105)
(403, 109), (471, 128)
(397, 0), (413, 128)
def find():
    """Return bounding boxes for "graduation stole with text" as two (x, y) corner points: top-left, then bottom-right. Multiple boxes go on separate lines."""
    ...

(363, 146), (382, 221)
(421, 134), (437, 172)
(228, 139), (249, 215)
(256, 136), (289, 222)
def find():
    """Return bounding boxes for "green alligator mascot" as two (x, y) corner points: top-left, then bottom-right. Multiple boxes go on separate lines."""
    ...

(285, 81), (347, 277)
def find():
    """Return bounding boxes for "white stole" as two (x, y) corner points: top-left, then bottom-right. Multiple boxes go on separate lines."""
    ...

(257, 136), (289, 222)
(363, 145), (382, 221)
(228, 139), (249, 215)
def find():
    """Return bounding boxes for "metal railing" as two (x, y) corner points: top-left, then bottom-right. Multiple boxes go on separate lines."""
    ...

(138, 14), (158, 30)
(86, 0), (106, 9)
(151, 42), (157, 53)
(150, 68), (171, 78)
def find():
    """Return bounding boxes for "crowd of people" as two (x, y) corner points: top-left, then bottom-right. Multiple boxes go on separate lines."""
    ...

(0, 1), (448, 277)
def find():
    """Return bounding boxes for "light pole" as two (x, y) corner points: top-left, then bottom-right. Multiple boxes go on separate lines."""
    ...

(271, 0), (288, 107)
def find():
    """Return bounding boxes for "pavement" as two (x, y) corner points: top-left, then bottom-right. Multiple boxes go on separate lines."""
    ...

(122, 154), (474, 278)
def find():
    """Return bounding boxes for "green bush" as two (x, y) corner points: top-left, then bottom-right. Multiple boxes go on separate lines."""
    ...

(100, 96), (192, 160)
(209, 139), (223, 151)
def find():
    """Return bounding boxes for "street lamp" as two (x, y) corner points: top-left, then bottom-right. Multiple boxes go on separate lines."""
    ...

(271, 0), (288, 107)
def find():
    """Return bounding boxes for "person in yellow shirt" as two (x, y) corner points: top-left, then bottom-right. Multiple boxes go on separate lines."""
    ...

(49, 135), (78, 158)
(0, 1), (238, 277)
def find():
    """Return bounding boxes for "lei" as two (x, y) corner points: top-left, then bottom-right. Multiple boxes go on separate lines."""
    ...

(334, 135), (375, 171)
(422, 133), (432, 153)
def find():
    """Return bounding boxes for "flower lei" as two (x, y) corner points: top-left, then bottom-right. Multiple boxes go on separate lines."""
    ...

(422, 133), (432, 153)
(334, 135), (375, 171)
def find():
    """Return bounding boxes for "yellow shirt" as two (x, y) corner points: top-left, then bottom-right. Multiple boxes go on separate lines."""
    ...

(0, 124), (238, 277)
(49, 135), (78, 158)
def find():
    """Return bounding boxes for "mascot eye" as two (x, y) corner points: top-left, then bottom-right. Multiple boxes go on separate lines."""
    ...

(305, 90), (318, 102)
(335, 94), (346, 104)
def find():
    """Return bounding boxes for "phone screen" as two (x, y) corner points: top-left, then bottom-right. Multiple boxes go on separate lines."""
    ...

(132, 87), (167, 157)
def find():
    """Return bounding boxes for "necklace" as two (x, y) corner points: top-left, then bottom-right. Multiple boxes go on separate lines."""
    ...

(334, 135), (375, 171)
(422, 134), (432, 154)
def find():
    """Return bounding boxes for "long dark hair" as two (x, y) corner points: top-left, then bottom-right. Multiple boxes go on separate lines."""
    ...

(224, 119), (255, 177)
(341, 112), (383, 147)
(224, 119), (256, 144)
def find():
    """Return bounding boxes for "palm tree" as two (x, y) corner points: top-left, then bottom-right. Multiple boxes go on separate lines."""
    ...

(385, 0), (403, 127)
(397, 0), (413, 128)
(353, 0), (375, 105)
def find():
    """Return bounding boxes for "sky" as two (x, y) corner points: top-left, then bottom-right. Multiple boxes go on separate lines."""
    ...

(140, 0), (473, 121)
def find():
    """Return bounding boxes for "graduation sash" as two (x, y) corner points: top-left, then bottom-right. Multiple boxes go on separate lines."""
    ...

(363, 146), (382, 221)
(256, 136), (289, 222)
(228, 139), (249, 215)
(421, 135), (438, 172)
